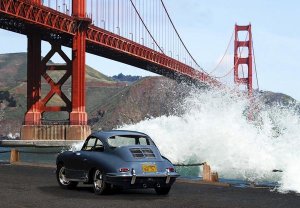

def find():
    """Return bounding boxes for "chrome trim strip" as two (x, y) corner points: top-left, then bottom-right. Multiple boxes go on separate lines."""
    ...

(106, 172), (179, 178)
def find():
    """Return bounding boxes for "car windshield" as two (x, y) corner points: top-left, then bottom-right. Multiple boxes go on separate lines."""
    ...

(108, 135), (150, 148)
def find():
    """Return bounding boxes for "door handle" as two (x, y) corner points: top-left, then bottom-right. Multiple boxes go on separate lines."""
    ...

(83, 158), (87, 161)
(75, 152), (81, 156)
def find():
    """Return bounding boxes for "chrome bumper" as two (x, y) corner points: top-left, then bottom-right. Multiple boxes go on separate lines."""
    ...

(106, 168), (180, 185)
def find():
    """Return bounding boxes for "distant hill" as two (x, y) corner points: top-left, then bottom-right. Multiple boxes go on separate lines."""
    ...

(88, 76), (189, 130)
(0, 53), (28, 89)
(111, 73), (142, 83)
(258, 91), (297, 107)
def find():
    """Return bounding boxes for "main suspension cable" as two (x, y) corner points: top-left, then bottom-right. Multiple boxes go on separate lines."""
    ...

(159, 0), (207, 74)
(208, 29), (234, 75)
(213, 32), (249, 79)
(129, 0), (164, 53)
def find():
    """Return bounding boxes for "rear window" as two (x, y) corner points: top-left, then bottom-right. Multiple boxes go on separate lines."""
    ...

(108, 135), (150, 148)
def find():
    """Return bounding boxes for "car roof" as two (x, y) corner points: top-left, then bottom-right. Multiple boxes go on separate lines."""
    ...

(91, 130), (149, 140)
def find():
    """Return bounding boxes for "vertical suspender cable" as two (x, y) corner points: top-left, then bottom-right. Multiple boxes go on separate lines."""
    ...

(158, 1), (160, 48)
(164, 7), (166, 53)
(160, 2), (162, 49)
(91, 0), (93, 21)
(138, 0), (140, 43)
(108, 0), (110, 32)
(113, 0), (115, 32)
(152, 0), (154, 48)
(96, 0), (98, 26)
(252, 38), (259, 90)
(117, 0), (119, 34)
(146, 0), (148, 45)
(128, 0), (129, 38)
(129, 0), (134, 41)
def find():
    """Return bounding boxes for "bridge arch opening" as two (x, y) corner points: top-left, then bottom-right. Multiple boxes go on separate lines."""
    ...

(237, 64), (249, 79)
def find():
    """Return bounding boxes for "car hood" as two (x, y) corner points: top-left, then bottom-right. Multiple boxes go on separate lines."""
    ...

(110, 145), (165, 162)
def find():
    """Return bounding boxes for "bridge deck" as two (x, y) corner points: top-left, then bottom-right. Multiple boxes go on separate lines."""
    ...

(0, 165), (299, 208)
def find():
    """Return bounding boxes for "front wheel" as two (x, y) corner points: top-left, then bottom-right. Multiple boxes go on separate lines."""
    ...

(93, 169), (110, 195)
(154, 186), (171, 195)
(56, 165), (78, 189)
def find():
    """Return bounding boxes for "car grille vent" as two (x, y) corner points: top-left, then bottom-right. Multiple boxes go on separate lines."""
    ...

(130, 148), (155, 159)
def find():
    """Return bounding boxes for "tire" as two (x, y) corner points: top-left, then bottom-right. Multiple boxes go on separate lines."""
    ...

(56, 164), (78, 189)
(154, 186), (171, 195)
(93, 169), (110, 195)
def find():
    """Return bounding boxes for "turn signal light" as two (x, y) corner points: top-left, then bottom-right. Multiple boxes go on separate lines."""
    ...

(119, 168), (130, 172)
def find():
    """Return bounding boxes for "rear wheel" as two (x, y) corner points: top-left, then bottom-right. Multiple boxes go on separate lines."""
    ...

(155, 186), (171, 195)
(56, 165), (78, 189)
(93, 169), (110, 195)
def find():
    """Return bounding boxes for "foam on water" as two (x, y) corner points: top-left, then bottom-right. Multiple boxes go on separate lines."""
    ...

(119, 88), (300, 193)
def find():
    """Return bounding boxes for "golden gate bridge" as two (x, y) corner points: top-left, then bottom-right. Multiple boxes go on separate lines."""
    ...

(0, 0), (258, 140)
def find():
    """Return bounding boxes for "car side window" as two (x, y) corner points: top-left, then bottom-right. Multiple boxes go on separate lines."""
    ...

(94, 139), (104, 152)
(82, 137), (97, 151)
(138, 137), (149, 145)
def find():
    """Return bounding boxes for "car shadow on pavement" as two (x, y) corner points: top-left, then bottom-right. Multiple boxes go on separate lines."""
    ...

(38, 185), (167, 200)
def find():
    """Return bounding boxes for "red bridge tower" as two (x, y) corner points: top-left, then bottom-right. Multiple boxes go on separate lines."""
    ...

(234, 24), (253, 96)
(21, 0), (91, 140)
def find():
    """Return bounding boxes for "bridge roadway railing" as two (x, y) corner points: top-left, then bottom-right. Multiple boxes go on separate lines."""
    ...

(0, 0), (220, 86)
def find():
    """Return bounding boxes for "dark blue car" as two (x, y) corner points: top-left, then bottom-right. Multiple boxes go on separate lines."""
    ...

(56, 130), (179, 195)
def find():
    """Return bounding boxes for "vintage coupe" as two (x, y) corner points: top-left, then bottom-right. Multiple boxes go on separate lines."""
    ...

(56, 130), (179, 195)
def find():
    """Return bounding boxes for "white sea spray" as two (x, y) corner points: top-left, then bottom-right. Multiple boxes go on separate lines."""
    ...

(120, 88), (300, 193)
(69, 141), (84, 152)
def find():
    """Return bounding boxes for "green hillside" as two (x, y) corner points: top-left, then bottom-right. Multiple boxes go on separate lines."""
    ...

(0, 53), (126, 134)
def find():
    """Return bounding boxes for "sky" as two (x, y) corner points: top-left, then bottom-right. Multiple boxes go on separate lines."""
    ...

(0, 0), (300, 99)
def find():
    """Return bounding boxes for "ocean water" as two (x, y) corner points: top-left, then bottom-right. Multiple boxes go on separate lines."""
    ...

(119, 87), (300, 193)
(0, 147), (62, 164)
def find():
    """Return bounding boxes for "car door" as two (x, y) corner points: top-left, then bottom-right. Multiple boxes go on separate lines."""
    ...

(68, 137), (97, 180)
(80, 138), (105, 171)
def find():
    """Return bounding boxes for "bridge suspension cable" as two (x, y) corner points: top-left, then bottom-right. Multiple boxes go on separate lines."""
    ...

(129, 0), (164, 53)
(211, 32), (249, 79)
(208, 29), (235, 75)
(252, 38), (260, 90)
(42, 0), (208, 74)
(159, 0), (207, 74)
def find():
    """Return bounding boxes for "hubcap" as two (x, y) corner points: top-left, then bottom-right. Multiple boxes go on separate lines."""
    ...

(94, 170), (103, 190)
(59, 167), (70, 185)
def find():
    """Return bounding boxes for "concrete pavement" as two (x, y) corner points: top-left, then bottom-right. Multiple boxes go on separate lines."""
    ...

(0, 165), (299, 208)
